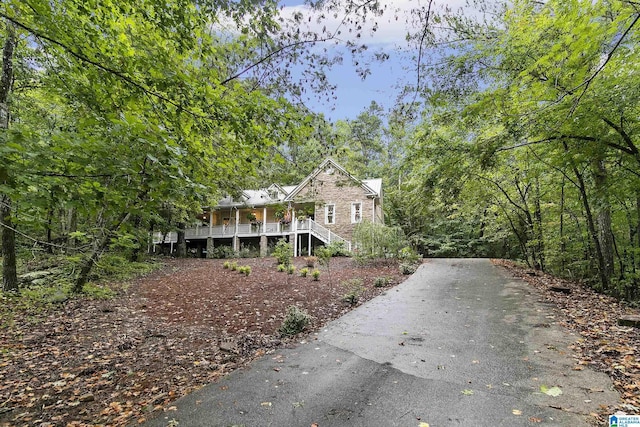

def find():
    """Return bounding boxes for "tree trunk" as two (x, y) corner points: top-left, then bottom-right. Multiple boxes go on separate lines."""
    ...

(1, 21), (17, 292)
(67, 208), (77, 250)
(570, 158), (609, 290)
(533, 178), (545, 271)
(129, 214), (142, 262)
(176, 222), (186, 257)
(73, 212), (130, 292)
(592, 159), (615, 283)
(559, 178), (566, 272)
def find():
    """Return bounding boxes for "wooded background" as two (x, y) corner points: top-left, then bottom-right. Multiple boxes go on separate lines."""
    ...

(1, 0), (638, 300)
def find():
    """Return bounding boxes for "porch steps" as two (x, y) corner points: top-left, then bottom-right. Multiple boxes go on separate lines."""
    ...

(307, 219), (352, 252)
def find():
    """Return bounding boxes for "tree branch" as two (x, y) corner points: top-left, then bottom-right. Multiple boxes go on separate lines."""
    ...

(0, 12), (216, 121)
(569, 11), (640, 114)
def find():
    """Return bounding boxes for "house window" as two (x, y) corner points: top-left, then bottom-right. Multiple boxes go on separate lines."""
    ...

(351, 202), (362, 223)
(325, 204), (335, 225)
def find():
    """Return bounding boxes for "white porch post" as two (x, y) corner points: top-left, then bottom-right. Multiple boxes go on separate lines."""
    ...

(292, 210), (297, 256)
(308, 229), (311, 256)
(263, 207), (267, 233)
(235, 209), (239, 234)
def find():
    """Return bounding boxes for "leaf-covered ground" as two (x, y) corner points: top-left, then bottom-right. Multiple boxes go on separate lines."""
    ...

(0, 257), (406, 426)
(493, 259), (640, 424)
(3, 258), (639, 426)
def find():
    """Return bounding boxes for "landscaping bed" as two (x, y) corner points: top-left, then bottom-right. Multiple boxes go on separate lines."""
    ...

(0, 256), (406, 426)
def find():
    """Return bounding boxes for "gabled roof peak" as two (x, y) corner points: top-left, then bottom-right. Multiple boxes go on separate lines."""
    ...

(284, 158), (379, 201)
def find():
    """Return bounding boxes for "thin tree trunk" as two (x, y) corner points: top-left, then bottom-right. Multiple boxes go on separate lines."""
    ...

(1, 21), (17, 292)
(567, 150), (609, 290)
(73, 212), (130, 292)
(129, 214), (142, 262)
(592, 159), (615, 283)
(559, 178), (566, 272)
(533, 178), (545, 271)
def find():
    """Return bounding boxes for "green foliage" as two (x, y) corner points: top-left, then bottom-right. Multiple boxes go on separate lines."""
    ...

(398, 246), (421, 265)
(237, 266), (252, 276)
(229, 261), (239, 271)
(287, 265), (296, 275)
(311, 269), (321, 281)
(212, 247), (237, 259)
(353, 221), (407, 260)
(277, 264), (287, 272)
(299, 267), (309, 277)
(273, 239), (293, 267)
(326, 241), (350, 257)
(80, 282), (117, 299)
(238, 246), (258, 258)
(315, 246), (333, 266)
(278, 305), (312, 336)
(374, 277), (390, 287)
(90, 254), (159, 283)
(399, 263), (418, 275)
(223, 261), (231, 269)
(341, 279), (363, 305)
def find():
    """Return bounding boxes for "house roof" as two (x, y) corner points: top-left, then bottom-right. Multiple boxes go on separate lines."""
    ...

(362, 178), (382, 195)
(284, 158), (380, 201)
(213, 158), (380, 209)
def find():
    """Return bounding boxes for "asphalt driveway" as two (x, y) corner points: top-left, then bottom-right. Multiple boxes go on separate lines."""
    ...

(144, 258), (618, 426)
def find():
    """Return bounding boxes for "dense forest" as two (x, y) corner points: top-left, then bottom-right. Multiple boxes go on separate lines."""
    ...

(1, 0), (639, 300)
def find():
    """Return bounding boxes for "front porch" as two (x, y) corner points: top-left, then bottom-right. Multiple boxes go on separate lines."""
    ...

(152, 218), (351, 257)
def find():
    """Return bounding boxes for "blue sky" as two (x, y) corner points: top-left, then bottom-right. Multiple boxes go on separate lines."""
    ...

(277, 0), (417, 121)
(276, 0), (475, 122)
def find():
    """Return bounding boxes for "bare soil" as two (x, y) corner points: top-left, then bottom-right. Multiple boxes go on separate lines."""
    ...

(0, 256), (407, 426)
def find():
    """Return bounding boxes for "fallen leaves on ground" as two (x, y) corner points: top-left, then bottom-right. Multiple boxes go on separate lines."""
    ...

(0, 257), (406, 426)
(493, 259), (640, 422)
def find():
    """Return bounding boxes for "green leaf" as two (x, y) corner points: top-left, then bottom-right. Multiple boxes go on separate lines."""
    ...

(540, 385), (562, 397)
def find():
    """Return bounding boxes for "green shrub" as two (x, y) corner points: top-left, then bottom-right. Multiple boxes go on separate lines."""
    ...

(353, 221), (407, 260)
(278, 305), (312, 336)
(312, 269), (320, 281)
(223, 261), (231, 269)
(299, 267), (309, 277)
(399, 262), (418, 275)
(287, 265), (296, 275)
(277, 264), (287, 272)
(237, 266), (251, 276)
(273, 239), (293, 267)
(230, 261), (239, 271)
(398, 246), (421, 264)
(341, 278), (363, 305)
(238, 246), (258, 258)
(210, 246), (236, 259)
(327, 241), (350, 257)
(374, 276), (390, 287)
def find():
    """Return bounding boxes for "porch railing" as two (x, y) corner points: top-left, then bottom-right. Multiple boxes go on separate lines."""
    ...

(308, 219), (352, 251)
(152, 218), (351, 252)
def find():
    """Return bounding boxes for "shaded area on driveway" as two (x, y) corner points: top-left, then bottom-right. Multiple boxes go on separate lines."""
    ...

(144, 259), (618, 426)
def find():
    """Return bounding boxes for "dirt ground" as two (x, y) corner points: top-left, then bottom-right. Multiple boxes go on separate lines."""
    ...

(0, 256), (407, 426)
